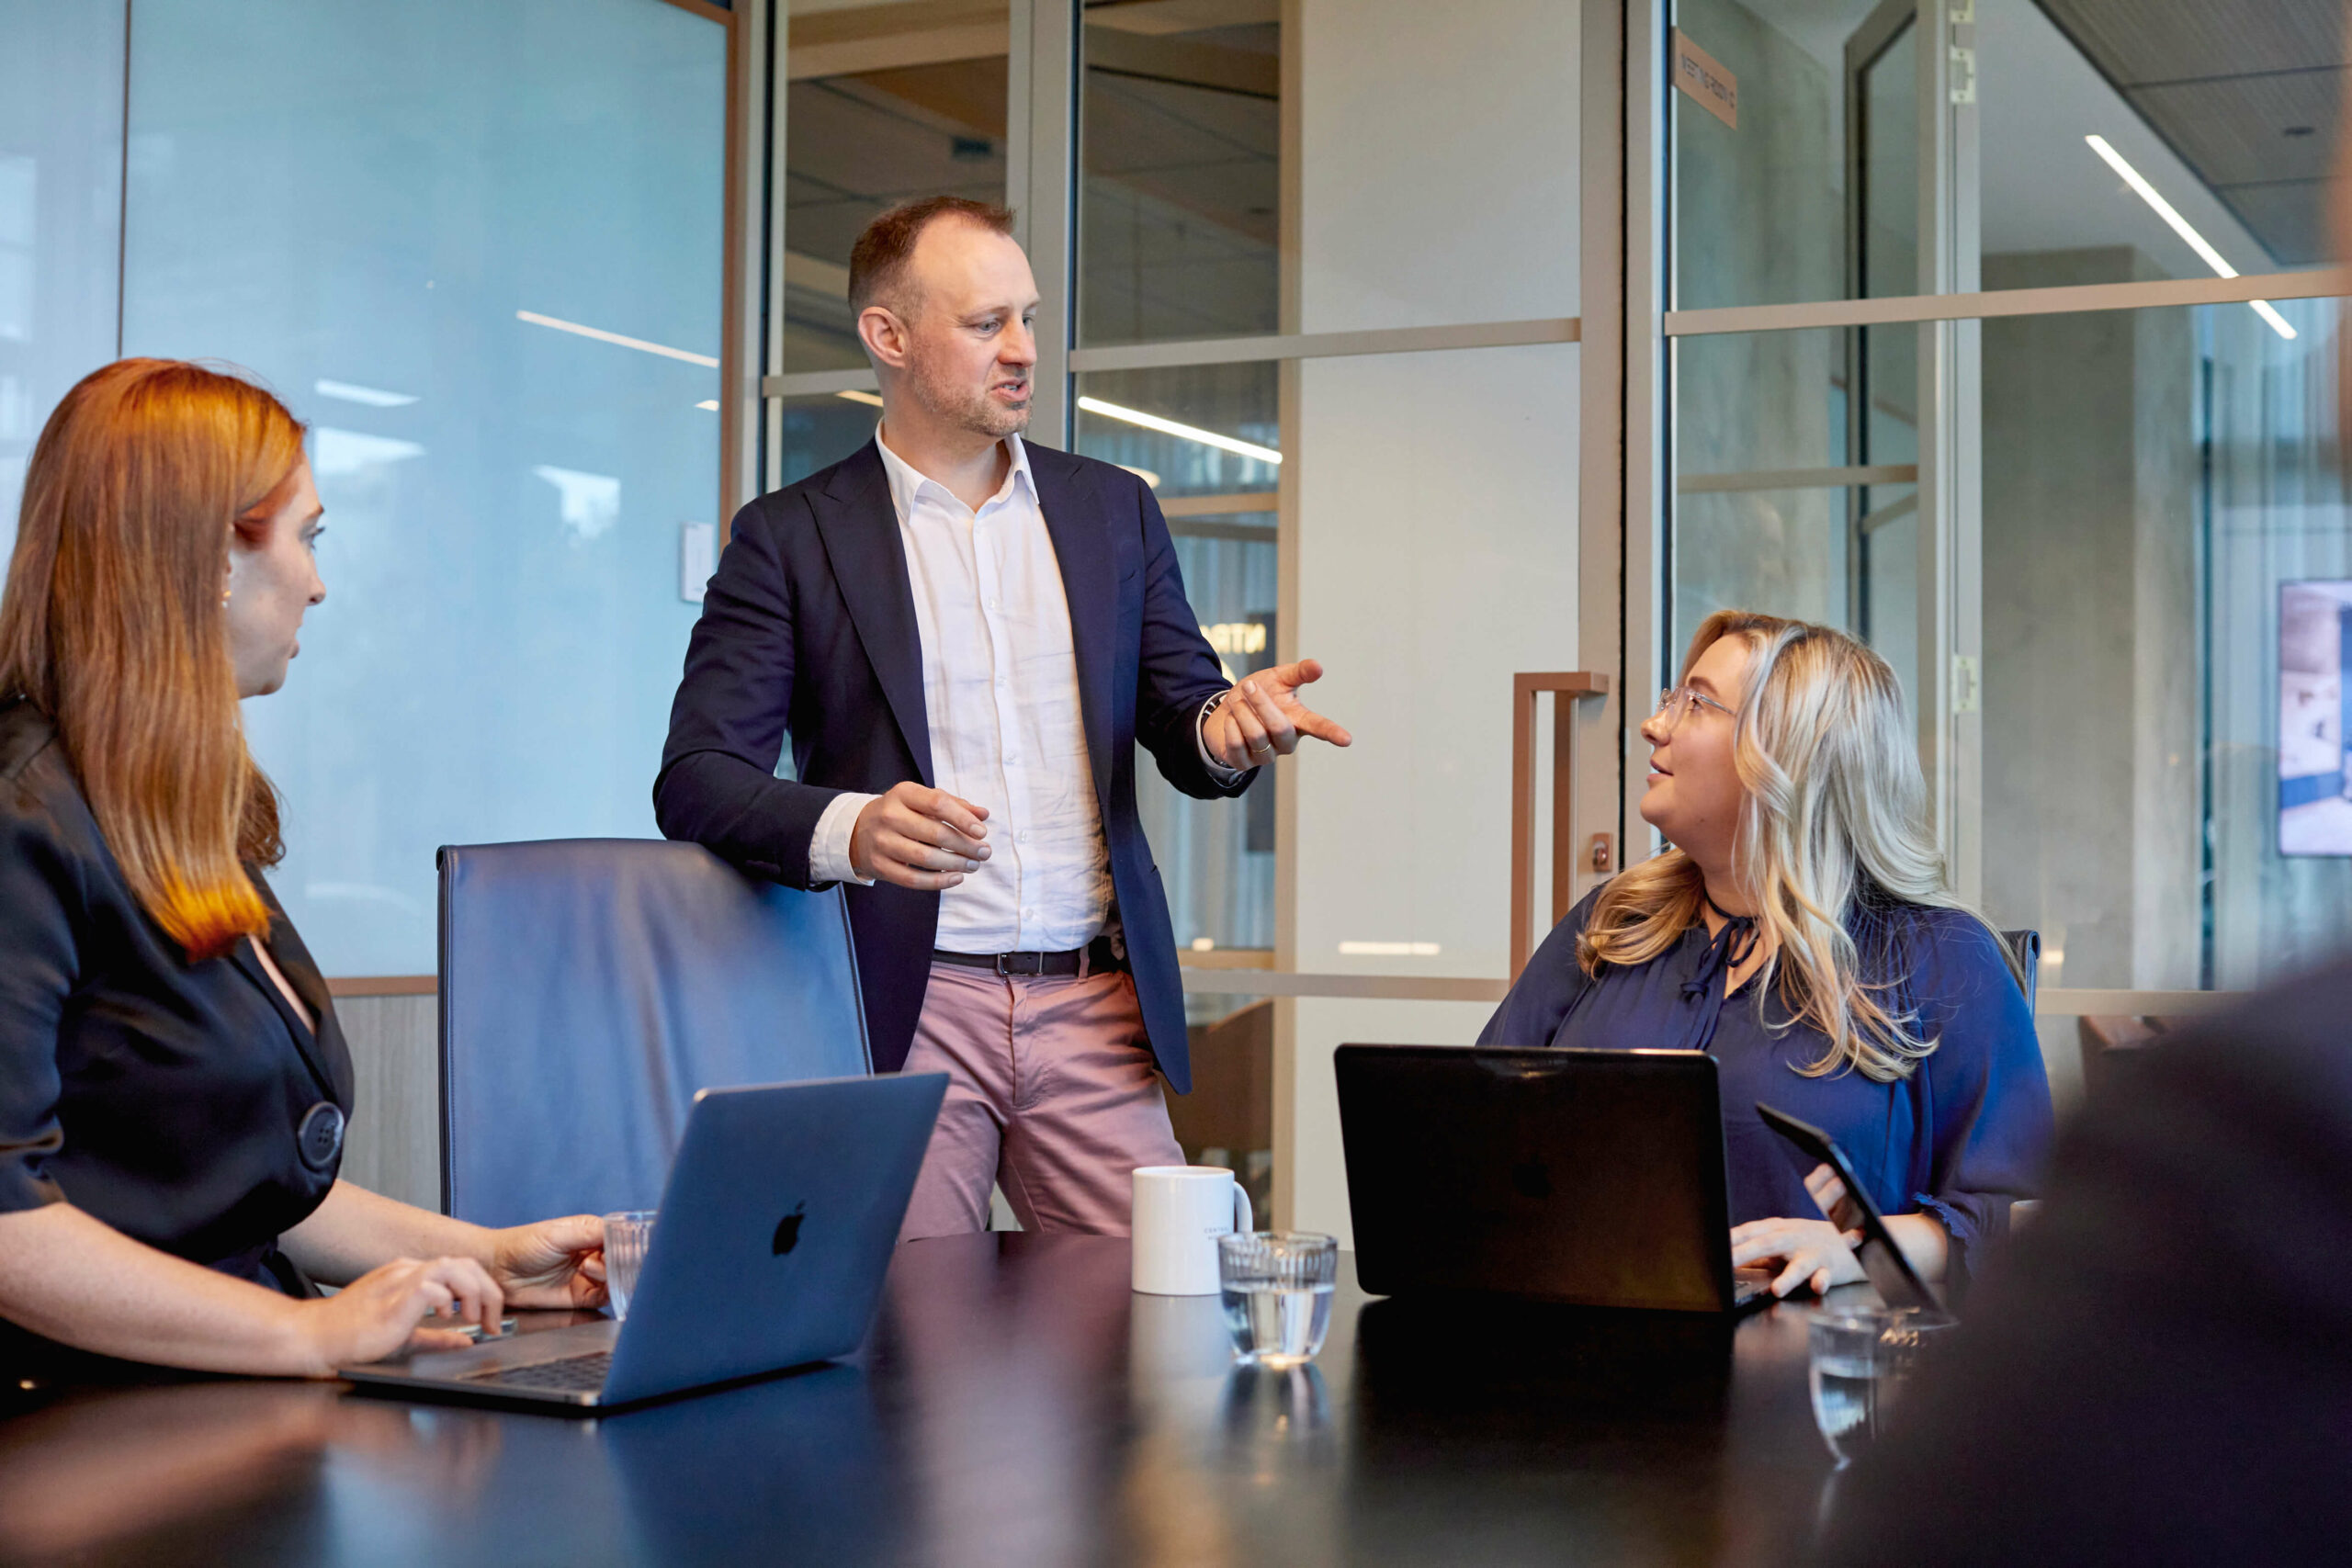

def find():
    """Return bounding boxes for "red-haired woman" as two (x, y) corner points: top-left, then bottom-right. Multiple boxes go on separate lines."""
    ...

(0, 359), (605, 1379)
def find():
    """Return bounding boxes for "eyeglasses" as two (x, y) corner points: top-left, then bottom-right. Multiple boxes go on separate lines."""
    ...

(1652, 684), (1736, 733)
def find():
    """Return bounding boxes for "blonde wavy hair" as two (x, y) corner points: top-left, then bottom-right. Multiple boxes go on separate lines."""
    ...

(1577, 610), (2015, 1081)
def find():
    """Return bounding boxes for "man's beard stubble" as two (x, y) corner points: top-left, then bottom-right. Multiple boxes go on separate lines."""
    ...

(910, 346), (1030, 441)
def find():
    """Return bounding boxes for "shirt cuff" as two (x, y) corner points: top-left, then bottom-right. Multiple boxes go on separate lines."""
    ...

(809, 791), (881, 886)
(1195, 692), (1250, 786)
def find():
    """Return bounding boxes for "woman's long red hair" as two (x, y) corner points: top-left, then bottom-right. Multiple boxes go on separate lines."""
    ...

(0, 359), (304, 960)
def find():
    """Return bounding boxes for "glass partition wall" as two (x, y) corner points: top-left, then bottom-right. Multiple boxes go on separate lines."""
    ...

(0, 0), (737, 976)
(0, 0), (125, 547)
(765, 0), (1588, 1241)
(1652, 0), (2347, 1113)
(13, 0), (2335, 1234)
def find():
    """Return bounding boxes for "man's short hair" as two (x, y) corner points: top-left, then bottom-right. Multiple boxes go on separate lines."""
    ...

(846, 196), (1018, 316)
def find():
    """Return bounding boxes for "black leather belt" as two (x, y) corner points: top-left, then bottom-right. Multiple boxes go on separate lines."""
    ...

(933, 935), (1122, 978)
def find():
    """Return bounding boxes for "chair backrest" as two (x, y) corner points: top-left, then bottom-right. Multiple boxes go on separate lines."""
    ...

(2000, 929), (2041, 1014)
(438, 839), (869, 1227)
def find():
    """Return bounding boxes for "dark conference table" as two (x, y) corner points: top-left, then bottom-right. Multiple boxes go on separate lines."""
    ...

(0, 1235), (1852, 1567)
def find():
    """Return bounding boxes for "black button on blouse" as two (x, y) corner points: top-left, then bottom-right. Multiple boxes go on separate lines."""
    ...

(0, 696), (356, 1303)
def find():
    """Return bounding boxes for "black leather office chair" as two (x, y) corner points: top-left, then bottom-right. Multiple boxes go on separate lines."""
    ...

(2000, 929), (2041, 1013)
(437, 839), (870, 1227)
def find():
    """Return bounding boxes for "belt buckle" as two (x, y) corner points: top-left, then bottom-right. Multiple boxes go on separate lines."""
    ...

(994, 952), (1042, 978)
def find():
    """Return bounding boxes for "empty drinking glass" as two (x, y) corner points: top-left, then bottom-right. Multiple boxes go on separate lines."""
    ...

(603, 1210), (657, 1322)
(1808, 1304), (1958, 1466)
(1218, 1231), (1339, 1368)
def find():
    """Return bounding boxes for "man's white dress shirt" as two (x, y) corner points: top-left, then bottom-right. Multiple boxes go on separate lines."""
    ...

(811, 431), (1236, 954)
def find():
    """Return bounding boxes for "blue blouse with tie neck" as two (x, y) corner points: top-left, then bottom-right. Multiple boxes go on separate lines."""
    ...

(1476, 884), (2054, 1283)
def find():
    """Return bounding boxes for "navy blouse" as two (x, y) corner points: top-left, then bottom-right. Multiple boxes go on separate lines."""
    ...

(1478, 886), (2053, 1281)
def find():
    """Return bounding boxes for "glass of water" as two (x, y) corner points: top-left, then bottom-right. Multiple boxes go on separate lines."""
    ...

(1808, 1304), (1958, 1466)
(1218, 1231), (1339, 1368)
(603, 1210), (657, 1322)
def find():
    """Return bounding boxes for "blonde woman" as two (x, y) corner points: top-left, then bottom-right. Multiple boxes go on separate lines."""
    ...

(1478, 610), (2051, 1299)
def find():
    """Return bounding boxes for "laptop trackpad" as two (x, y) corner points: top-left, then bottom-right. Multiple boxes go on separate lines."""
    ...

(354, 1317), (619, 1381)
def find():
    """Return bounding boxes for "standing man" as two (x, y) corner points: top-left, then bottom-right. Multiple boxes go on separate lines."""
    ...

(655, 197), (1349, 1238)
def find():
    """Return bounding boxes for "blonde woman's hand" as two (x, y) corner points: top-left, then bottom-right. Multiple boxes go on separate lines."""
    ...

(1731, 1216), (1866, 1298)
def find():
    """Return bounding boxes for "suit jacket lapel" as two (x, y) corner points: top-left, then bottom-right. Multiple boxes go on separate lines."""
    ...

(226, 927), (342, 1101)
(1030, 446), (1114, 812)
(813, 444), (935, 786)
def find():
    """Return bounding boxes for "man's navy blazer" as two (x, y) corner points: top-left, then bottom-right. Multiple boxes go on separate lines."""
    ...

(653, 438), (1250, 1092)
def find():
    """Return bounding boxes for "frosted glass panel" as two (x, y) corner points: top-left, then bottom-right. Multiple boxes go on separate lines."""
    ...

(1297, 0), (1578, 334)
(1286, 343), (1579, 1241)
(0, 0), (124, 547)
(123, 0), (728, 974)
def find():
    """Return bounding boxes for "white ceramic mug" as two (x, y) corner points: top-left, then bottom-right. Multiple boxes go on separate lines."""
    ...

(1131, 1165), (1254, 1295)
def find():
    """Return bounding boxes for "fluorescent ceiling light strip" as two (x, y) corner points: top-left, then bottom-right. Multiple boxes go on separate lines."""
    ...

(2249, 299), (2299, 339)
(314, 378), (417, 408)
(514, 310), (721, 367)
(835, 389), (885, 408)
(1076, 395), (1282, 465)
(2084, 135), (2294, 341)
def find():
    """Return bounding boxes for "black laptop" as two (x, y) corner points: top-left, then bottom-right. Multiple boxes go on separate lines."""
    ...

(1335, 1044), (1773, 1314)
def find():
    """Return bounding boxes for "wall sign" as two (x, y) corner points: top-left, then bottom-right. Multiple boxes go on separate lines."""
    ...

(1672, 30), (1737, 130)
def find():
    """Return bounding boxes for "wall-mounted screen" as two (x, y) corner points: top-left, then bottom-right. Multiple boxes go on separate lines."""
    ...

(2280, 581), (2352, 856)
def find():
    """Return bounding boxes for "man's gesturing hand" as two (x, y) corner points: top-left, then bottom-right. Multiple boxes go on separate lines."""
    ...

(1203, 658), (1355, 773)
(850, 782), (991, 890)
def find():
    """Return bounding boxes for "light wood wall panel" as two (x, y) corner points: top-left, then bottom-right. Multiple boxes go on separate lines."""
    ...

(334, 994), (441, 1212)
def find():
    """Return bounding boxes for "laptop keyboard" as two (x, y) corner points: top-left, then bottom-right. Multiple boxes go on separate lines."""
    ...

(462, 1350), (612, 1393)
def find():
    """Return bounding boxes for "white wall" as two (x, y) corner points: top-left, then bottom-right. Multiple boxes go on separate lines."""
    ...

(1281, 0), (1582, 1242)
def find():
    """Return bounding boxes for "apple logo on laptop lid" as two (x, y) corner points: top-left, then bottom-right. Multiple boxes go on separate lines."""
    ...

(772, 1201), (808, 1257)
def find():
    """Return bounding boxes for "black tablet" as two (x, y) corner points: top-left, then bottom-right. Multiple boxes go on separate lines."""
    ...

(1755, 1101), (1944, 1314)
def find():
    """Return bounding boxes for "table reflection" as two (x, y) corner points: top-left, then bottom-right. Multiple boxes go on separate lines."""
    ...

(0, 1238), (1852, 1568)
(0, 1379), (501, 1563)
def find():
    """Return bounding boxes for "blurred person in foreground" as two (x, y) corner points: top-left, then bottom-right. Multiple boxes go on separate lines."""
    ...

(0, 359), (605, 1381)
(1815, 105), (2352, 1565)
(1479, 611), (2052, 1297)
(1813, 969), (2352, 1564)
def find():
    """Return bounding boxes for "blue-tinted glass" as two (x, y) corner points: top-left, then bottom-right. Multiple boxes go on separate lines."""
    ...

(0, 0), (124, 545)
(123, 0), (728, 974)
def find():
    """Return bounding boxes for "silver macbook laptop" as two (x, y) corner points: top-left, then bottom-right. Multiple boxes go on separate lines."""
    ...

(342, 1072), (946, 1409)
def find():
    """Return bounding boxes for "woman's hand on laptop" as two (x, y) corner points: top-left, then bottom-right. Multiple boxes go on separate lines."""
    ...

(1731, 1216), (1866, 1298)
(485, 1214), (610, 1310)
(297, 1255), (505, 1373)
